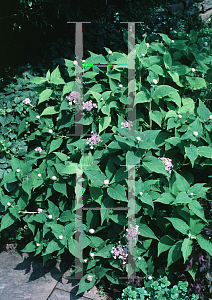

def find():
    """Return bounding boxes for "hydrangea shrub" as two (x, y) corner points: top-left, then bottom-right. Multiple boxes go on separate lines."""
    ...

(0, 29), (212, 296)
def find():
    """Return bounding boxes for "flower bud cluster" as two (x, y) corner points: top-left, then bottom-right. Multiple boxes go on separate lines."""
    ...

(159, 157), (173, 174)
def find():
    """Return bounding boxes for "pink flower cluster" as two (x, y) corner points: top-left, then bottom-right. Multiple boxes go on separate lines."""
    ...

(121, 121), (133, 130)
(83, 100), (97, 112)
(159, 157), (173, 174)
(37, 208), (43, 213)
(86, 131), (102, 149)
(111, 242), (128, 270)
(66, 91), (81, 105)
(123, 224), (139, 248)
(23, 98), (31, 104)
(35, 147), (42, 153)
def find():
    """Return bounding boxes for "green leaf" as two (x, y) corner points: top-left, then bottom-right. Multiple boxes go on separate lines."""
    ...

(188, 263), (198, 281)
(0, 172), (17, 186)
(22, 178), (33, 197)
(185, 144), (198, 168)
(163, 51), (172, 69)
(173, 192), (192, 204)
(18, 119), (26, 136)
(44, 239), (63, 255)
(107, 183), (128, 201)
(109, 214), (128, 226)
(53, 152), (68, 161)
(40, 106), (59, 116)
(154, 193), (175, 204)
(60, 210), (74, 222)
(197, 99), (211, 121)
(142, 156), (169, 176)
(149, 111), (162, 127)
(196, 234), (212, 256)
(171, 64), (191, 76)
(30, 77), (47, 84)
(95, 244), (113, 258)
(138, 223), (159, 240)
(50, 66), (66, 85)
(76, 274), (96, 296)
(84, 165), (107, 187)
(53, 179), (67, 197)
(49, 138), (63, 154)
(137, 256), (148, 274)
(174, 171), (190, 192)
(188, 200), (207, 222)
(185, 77), (206, 90)
(166, 217), (190, 235)
(137, 39), (147, 57)
(47, 200), (60, 218)
(20, 241), (36, 252)
(152, 85), (178, 99)
(198, 146), (212, 158)
(0, 212), (16, 232)
(38, 89), (53, 105)
(181, 238), (193, 263)
(126, 150), (140, 166)
(167, 241), (183, 268)
(158, 235), (175, 257)
(135, 90), (151, 103)
(99, 116), (111, 133)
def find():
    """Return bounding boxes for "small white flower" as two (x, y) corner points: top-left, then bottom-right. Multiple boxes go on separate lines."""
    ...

(104, 179), (109, 185)
(119, 84), (123, 88)
(171, 40), (174, 43)
(148, 276), (153, 280)
(48, 129), (53, 134)
(84, 259), (88, 263)
(36, 243), (40, 247)
(38, 174), (41, 178)
(52, 176), (57, 180)
(193, 131), (198, 137)
(209, 115), (212, 120)
(36, 115), (40, 119)
(89, 229), (95, 234)
(142, 53), (145, 56)
(190, 192), (194, 196)
(16, 169), (20, 173)
(7, 202), (11, 206)
(137, 257), (141, 260)
(146, 43), (150, 48)
(48, 215), (53, 219)
(58, 235), (63, 240)
(139, 192), (143, 196)
(101, 98), (103, 100)
(191, 68), (195, 72)
(136, 137), (141, 141)
(178, 114), (182, 118)
(73, 60), (78, 65)
(204, 42), (208, 46)
(90, 252), (94, 257)
(108, 50), (112, 54)
(153, 79), (158, 84)
(82, 60), (85, 62)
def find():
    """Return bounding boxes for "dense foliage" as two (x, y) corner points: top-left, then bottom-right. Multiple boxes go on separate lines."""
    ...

(0, 27), (212, 299)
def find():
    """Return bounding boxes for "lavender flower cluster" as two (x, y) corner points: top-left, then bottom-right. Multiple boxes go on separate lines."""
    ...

(121, 121), (133, 130)
(66, 92), (97, 112)
(159, 157), (173, 174)
(86, 131), (102, 149)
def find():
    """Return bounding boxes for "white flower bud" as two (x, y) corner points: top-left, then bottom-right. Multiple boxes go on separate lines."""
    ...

(82, 60), (85, 62)
(193, 131), (198, 137)
(171, 40), (174, 43)
(48, 215), (53, 219)
(104, 179), (109, 185)
(84, 259), (88, 263)
(36, 243), (40, 247)
(52, 176), (57, 180)
(191, 68), (195, 72)
(73, 60), (78, 65)
(58, 235), (63, 240)
(178, 114), (182, 118)
(138, 257), (141, 260)
(136, 137), (141, 141)
(119, 84), (123, 88)
(148, 276), (153, 280)
(190, 192), (194, 196)
(89, 229), (95, 234)
(36, 115), (40, 119)
(16, 169), (20, 173)
(142, 53), (145, 56)
(139, 192), (143, 196)
(108, 50), (112, 54)
(153, 79), (158, 84)
(209, 115), (212, 120)
(7, 202), (11, 206)
(87, 275), (93, 281)
(90, 252), (94, 257)
(48, 129), (53, 134)
(146, 43), (150, 48)
(38, 174), (41, 177)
